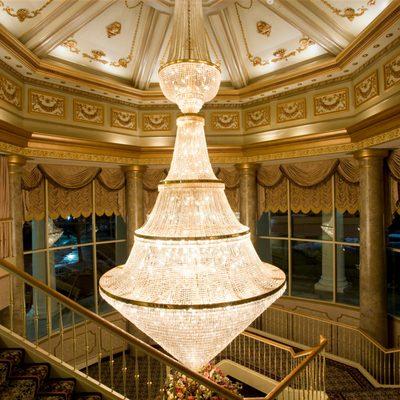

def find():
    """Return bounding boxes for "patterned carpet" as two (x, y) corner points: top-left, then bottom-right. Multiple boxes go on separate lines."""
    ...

(0, 348), (102, 400)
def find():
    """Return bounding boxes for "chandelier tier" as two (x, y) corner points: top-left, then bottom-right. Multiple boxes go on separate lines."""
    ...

(99, 0), (285, 372)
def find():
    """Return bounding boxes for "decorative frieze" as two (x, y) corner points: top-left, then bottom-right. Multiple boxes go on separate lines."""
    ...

(384, 52), (400, 90)
(142, 113), (171, 131)
(0, 74), (22, 110)
(73, 99), (104, 125)
(111, 108), (137, 130)
(245, 106), (270, 130)
(313, 88), (349, 116)
(354, 71), (379, 107)
(28, 89), (65, 118)
(277, 98), (306, 123)
(211, 112), (240, 130)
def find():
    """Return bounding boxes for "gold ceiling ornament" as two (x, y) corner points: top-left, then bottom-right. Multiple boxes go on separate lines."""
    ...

(83, 49), (108, 65)
(0, 0), (54, 22)
(320, 0), (376, 21)
(106, 21), (121, 38)
(61, 38), (80, 54)
(256, 21), (271, 36)
(235, 1), (314, 67)
(63, 2), (143, 69)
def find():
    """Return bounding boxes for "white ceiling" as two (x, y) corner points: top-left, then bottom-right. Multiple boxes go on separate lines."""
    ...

(0, 0), (395, 91)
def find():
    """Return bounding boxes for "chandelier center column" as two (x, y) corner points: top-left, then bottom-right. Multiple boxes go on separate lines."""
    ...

(238, 163), (258, 243)
(355, 149), (388, 346)
(123, 165), (146, 252)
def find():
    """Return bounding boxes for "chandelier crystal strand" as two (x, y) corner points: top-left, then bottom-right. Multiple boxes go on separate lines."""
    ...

(99, 0), (285, 372)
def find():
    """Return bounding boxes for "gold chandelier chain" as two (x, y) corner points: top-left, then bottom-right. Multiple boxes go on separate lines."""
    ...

(0, 0), (54, 22)
(234, 1), (253, 63)
(124, 0), (143, 9)
(319, 0), (376, 21)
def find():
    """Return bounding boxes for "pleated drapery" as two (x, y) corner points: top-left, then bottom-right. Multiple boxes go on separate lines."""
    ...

(257, 158), (360, 215)
(22, 164), (125, 221)
(0, 156), (13, 258)
(388, 149), (400, 216)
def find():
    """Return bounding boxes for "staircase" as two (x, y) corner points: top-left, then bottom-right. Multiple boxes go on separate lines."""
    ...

(0, 347), (102, 400)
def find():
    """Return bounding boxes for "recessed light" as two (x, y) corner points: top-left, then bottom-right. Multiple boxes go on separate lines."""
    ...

(362, 54), (368, 58)
(344, 69), (349, 73)
(16, 64), (22, 68)
(386, 33), (393, 38)
(26, 72), (32, 75)
(297, 83), (302, 86)
(90, 88), (95, 91)
(60, 80), (66, 84)
(44, 76), (50, 79)
(352, 62), (358, 66)
(4, 56), (11, 60)
(311, 79), (317, 82)
(327, 74), (332, 77)
(116, 95), (120, 98)
(373, 44), (380, 48)
(75, 85), (80, 88)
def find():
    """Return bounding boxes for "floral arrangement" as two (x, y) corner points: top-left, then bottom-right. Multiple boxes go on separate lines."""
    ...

(162, 362), (242, 399)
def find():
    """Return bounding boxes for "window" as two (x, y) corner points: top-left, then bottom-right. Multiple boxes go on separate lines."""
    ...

(387, 214), (400, 316)
(257, 175), (360, 306)
(23, 178), (128, 338)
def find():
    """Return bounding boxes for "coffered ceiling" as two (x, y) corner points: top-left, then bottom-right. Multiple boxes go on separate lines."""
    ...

(0, 0), (398, 105)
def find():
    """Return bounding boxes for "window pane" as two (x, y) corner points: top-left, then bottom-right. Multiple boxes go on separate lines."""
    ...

(23, 220), (46, 251)
(336, 245), (360, 306)
(388, 249), (400, 316)
(95, 214), (127, 242)
(97, 242), (127, 314)
(24, 252), (48, 339)
(51, 216), (93, 248)
(49, 246), (95, 312)
(336, 211), (360, 243)
(292, 212), (333, 241)
(257, 238), (288, 295)
(292, 241), (333, 301)
(257, 212), (288, 237)
(388, 214), (400, 249)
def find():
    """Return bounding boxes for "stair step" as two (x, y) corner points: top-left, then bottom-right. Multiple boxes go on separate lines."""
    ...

(0, 348), (25, 385)
(38, 378), (76, 400)
(0, 377), (38, 400)
(74, 394), (102, 400)
(11, 362), (50, 389)
(328, 388), (400, 399)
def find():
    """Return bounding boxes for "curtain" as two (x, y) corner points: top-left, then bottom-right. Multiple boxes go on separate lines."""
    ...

(258, 158), (360, 215)
(22, 164), (126, 221)
(0, 156), (13, 258)
(387, 149), (400, 215)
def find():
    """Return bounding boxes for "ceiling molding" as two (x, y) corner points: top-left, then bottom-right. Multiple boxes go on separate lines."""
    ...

(131, 8), (170, 90)
(19, 0), (80, 46)
(30, 0), (119, 57)
(260, 0), (345, 55)
(208, 10), (249, 89)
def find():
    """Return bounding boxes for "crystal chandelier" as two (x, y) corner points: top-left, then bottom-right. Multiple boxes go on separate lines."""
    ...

(99, 0), (286, 371)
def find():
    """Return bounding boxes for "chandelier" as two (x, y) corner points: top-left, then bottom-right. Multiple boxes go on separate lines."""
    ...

(99, 0), (285, 371)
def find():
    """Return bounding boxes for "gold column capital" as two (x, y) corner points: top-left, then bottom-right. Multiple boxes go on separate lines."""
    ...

(7, 154), (27, 174)
(123, 164), (147, 174)
(354, 149), (389, 160)
(236, 163), (259, 172)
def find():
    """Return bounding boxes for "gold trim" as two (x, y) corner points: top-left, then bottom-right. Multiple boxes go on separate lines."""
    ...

(134, 229), (250, 241)
(383, 51), (400, 90)
(177, 113), (205, 122)
(313, 87), (350, 116)
(158, 59), (221, 73)
(142, 112), (171, 132)
(28, 88), (66, 119)
(111, 107), (137, 130)
(277, 98), (307, 123)
(99, 280), (286, 310)
(73, 98), (104, 125)
(354, 70), (379, 108)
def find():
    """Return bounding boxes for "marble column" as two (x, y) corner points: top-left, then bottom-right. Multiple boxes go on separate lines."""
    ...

(5, 154), (27, 335)
(123, 164), (149, 350)
(355, 149), (388, 346)
(238, 163), (258, 243)
(124, 165), (146, 252)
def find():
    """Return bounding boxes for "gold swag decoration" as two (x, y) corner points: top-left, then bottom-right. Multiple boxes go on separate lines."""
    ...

(320, 0), (376, 21)
(0, 0), (54, 22)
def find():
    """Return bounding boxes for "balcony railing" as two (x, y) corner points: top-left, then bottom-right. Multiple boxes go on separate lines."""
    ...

(0, 258), (326, 399)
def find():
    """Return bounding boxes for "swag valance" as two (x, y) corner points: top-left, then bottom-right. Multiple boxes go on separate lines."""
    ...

(388, 149), (400, 215)
(22, 164), (125, 221)
(257, 158), (360, 215)
(0, 156), (12, 258)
